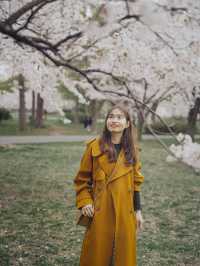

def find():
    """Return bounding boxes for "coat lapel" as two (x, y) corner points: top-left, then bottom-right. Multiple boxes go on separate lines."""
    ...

(107, 149), (132, 184)
(91, 138), (132, 183)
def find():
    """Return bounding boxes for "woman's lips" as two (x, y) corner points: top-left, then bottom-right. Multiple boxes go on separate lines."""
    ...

(110, 124), (119, 128)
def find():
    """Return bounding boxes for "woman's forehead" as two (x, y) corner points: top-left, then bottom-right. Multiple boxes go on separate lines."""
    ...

(109, 108), (124, 115)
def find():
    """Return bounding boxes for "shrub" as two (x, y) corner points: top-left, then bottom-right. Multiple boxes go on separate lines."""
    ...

(0, 108), (12, 123)
(144, 117), (200, 135)
(63, 104), (88, 124)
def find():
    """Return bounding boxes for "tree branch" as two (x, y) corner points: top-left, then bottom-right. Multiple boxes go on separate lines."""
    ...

(84, 68), (180, 143)
(53, 31), (82, 49)
(15, 1), (48, 33)
(4, 0), (57, 26)
(155, 3), (188, 14)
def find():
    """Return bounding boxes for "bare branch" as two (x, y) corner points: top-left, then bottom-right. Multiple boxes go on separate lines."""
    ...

(119, 14), (141, 22)
(155, 3), (200, 26)
(145, 84), (175, 105)
(118, 2), (179, 56)
(140, 20), (179, 56)
(4, 0), (57, 26)
(15, 1), (48, 33)
(84, 68), (179, 143)
(53, 32), (82, 49)
(155, 3), (188, 14)
(124, 0), (130, 16)
(119, 15), (178, 56)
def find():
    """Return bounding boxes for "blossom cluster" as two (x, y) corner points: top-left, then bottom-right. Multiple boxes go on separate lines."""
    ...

(166, 133), (200, 172)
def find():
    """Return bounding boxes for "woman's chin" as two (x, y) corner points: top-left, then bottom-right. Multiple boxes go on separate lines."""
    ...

(108, 128), (122, 133)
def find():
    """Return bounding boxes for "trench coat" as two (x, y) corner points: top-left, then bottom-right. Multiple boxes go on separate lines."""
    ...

(74, 137), (144, 266)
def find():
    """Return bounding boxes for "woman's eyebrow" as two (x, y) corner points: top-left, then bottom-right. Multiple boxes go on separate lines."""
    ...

(109, 113), (123, 115)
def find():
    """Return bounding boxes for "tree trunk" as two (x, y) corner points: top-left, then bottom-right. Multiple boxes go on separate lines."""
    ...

(36, 93), (40, 128)
(90, 100), (103, 133)
(72, 103), (79, 124)
(187, 97), (200, 141)
(39, 96), (44, 127)
(36, 93), (44, 128)
(151, 101), (159, 124)
(137, 109), (145, 141)
(19, 87), (26, 131)
(31, 90), (36, 126)
(90, 101), (97, 132)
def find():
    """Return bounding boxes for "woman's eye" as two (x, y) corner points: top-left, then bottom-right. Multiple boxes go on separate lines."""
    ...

(108, 114), (125, 120)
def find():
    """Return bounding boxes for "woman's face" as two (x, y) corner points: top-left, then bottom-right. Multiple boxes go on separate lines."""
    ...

(106, 108), (130, 133)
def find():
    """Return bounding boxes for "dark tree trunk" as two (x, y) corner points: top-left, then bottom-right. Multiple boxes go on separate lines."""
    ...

(36, 93), (44, 128)
(19, 87), (26, 131)
(151, 101), (159, 124)
(39, 96), (44, 127)
(187, 97), (200, 141)
(137, 109), (145, 141)
(31, 90), (36, 126)
(72, 104), (79, 124)
(90, 100), (98, 132)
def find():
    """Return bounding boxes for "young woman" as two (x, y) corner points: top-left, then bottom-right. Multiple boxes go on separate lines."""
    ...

(74, 104), (145, 266)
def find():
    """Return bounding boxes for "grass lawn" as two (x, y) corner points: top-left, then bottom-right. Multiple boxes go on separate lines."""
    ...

(0, 112), (200, 136)
(0, 119), (96, 136)
(0, 113), (103, 136)
(0, 140), (199, 266)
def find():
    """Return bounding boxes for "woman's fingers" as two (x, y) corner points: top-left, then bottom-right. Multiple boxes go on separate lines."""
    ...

(88, 205), (94, 217)
(84, 206), (91, 217)
(136, 211), (144, 233)
(82, 204), (94, 217)
(88, 206), (93, 217)
(85, 206), (93, 217)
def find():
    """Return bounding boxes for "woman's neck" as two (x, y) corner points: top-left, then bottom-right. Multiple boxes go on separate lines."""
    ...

(111, 132), (122, 144)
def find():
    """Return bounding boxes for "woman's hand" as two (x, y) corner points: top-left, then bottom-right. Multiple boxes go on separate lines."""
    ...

(135, 210), (144, 233)
(81, 204), (94, 217)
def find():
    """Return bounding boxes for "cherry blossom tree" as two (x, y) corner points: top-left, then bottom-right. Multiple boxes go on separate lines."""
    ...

(184, 86), (200, 141)
(166, 133), (200, 172)
(0, 0), (200, 143)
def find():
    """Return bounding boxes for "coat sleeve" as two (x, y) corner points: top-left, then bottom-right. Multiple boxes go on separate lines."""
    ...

(73, 142), (94, 210)
(133, 161), (144, 192)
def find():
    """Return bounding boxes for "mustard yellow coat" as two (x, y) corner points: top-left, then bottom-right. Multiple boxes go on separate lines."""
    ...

(74, 137), (144, 266)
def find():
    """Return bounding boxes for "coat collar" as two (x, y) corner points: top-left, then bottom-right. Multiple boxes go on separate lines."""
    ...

(90, 137), (132, 183)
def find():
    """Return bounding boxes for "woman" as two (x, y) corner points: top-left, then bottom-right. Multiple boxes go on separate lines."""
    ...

(74, 104), (144, 266)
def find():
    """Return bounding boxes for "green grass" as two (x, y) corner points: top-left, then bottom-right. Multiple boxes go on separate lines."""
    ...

(0, 141), (199, 265)
(0, 116), (103, 136)
(1, 112), (199, 140)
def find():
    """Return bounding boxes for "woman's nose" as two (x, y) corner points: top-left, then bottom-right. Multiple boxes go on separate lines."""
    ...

(112, 117), (119, 122)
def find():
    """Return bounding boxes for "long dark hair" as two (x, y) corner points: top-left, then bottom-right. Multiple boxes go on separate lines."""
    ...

(99, 104), (139, 165)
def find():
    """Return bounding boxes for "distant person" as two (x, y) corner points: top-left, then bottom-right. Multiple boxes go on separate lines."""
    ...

(74, 104), (145, 266)
(83, 116), (92, 132)
(83, 116), (88, 129)
(86, 116), (92, 132)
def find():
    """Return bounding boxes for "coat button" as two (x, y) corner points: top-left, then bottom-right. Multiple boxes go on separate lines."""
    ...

(128, 188), (132, 193)
(130, 209), (133, 213)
